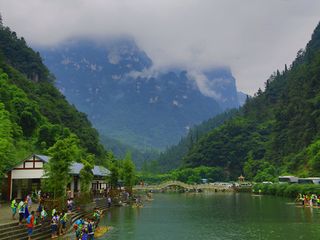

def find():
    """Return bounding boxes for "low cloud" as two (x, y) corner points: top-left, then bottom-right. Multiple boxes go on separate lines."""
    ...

(187, 70), (222, 101)
(126, 67), (159, 80)
(1, 0), (320, 94)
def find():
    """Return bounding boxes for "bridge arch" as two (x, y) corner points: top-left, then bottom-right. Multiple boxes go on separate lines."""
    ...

(158, 181), (193, 190)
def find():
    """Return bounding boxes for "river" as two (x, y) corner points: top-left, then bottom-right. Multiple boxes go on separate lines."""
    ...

(97, 193), (319, 240)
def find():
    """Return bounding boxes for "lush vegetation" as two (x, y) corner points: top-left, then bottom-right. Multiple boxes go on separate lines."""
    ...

(100, 134), (159, 169)
(179, 22), (320, 181)
(0, 102), (14, 185)
(253, 183), (320, 198)
(43, 134), (81, 198)
(107, 152), (136, 191)
(157, 109), (238, 172)
(79, 154), (95, 193)
(137, 166), (227, 185)
(0, 21), (113, 187)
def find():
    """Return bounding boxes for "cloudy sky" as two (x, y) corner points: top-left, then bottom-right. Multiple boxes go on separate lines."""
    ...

(1, 0), (320, 94)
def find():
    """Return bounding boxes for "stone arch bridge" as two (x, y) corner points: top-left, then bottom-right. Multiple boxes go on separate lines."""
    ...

(133, 181), (234, 192)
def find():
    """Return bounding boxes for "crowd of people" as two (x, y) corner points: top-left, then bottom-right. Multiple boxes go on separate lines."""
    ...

(50, 209), (69, 238)
(73, 209), (103, 240)
(10, 194), (74, 240)
(8, 189), (143, 240)
(10, 194), (49, 239)
(296, 193), (320, 207)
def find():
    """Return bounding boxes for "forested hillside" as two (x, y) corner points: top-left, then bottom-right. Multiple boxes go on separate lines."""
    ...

(0, 22), (106, 175)
(183, 22), (320, 181)
(100, 134), (159, 168)
(157, 109), (238, 172)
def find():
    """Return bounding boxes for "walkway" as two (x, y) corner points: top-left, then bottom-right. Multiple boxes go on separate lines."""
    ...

(0, 203), (17, 225)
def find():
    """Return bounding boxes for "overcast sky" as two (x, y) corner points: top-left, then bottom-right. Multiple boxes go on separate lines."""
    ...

(1, 0), (320, 94)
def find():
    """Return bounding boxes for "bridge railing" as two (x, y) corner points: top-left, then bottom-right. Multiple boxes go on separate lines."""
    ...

(133, 181), (237, 191)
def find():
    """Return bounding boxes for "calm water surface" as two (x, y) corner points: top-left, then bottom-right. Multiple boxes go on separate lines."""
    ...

(98, 193), (320, 240)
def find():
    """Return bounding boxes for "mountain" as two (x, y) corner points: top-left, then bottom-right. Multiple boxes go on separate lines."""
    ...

(182, 21), (320, 181)
(100, 134), (159, 168)
(0, 23), (106, 173)
(237, 91), (248, 106)
(157, 109), (238, 172)
(38, 38), (241, 150)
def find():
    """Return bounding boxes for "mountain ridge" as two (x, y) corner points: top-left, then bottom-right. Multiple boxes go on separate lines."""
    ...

(181, 21), (320, 181)
(39, 38), (242, 150)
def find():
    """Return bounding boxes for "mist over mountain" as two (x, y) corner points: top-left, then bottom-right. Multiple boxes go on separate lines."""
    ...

(39, 38), (242, 150)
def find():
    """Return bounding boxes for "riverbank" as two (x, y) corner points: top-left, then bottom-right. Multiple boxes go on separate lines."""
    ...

(253, 183), (320, 198)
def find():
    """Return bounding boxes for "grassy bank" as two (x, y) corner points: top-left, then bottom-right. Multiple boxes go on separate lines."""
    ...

(253, 183), (320, 198)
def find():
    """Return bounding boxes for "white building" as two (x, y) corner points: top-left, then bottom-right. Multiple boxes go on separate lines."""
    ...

(2, 154), (110, 200)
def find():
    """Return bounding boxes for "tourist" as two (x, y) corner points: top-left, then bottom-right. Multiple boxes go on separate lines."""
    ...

(93, 209), (101, 227)
(11, 197), (17, 220)
(304, 195), (308, 206)
(74, 218), (84, 240)
(312, 194), (317, 206)
(81, 227), (89, 240)
(26, 211), (35, 240)
(299, 194), (304, 206)
(18, 200), (26, 225)
(107, 196), (112, 208)
(76, 227), (82, 240)
(40, 207), (48, 226)
(308, 194), (313, 207)
(26, 194), (32, 211)
(52, 207), (57, 217)
(56, 211), (61, 235)
(67, 188), (72, 199)
(24, 201), (30, 219)
(51, 213), (59, 239)
(60, 211), (68, 235)
(135, 196), (142, 206)
(36, 203), (43, 224)
(67, 198), (73, 212)
(88, 219), (95, 240)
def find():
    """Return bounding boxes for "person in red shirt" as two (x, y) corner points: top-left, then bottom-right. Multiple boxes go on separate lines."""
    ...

(27, 211), (35, 240)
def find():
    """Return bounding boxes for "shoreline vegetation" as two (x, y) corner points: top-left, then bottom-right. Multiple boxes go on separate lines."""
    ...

(253, 183), (320, 198)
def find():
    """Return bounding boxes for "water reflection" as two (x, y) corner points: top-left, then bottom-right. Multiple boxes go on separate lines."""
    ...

(95, 193), (320, 240)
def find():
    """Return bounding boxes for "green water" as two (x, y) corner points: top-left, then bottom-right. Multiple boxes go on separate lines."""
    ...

(99, 193), (320, 240)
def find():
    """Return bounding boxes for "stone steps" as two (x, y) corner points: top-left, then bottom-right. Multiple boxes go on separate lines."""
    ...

(0, 211), (80, 240)
(0, 222), (20, 234)
(0, 199), (107, 240)
(0, 224), (51, 240)
(30, 232), (52, 240)
(0, 221), (19, 230)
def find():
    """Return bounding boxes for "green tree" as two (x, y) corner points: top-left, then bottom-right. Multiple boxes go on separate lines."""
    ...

(109, 162), (119, 189)
(44, 134), (81, 199)
(307, 139), (320, 175)
(0, 102), (14, 184)
(80, 154), (94, 193)
(122, 152), (136, 191)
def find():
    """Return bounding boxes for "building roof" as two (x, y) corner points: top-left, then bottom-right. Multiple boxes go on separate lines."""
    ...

(32, 154), (110, 177)
(34, 154), (50, 163)
(70, 162), (110, 177)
